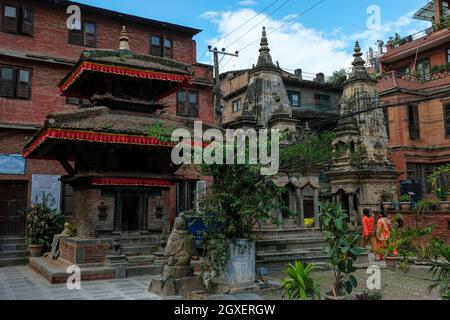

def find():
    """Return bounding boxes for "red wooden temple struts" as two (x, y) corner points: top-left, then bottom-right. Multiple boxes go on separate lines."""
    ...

(91, 177), (174, 187)
(23, 128), (208, 158)
(59, 62), (192, 98)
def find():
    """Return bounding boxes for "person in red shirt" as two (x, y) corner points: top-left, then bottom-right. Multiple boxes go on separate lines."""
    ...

(360, 208), (378, 254)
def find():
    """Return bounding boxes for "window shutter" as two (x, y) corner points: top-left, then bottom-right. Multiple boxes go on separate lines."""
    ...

(195, 181), (207, 211)
(151, 36), (162, 56)
(83, 22), (96, 47)
(0, 67), (15, 98)
(17, 69), (31, 99)
(21, 6), (34, 36)
(69, 29), (83, 45)
(3, 6), (18, 33)
(188, 92), (199, 117)
(163, 39), (173, 59)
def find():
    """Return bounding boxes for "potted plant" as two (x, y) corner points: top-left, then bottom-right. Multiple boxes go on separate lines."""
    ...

(399, 194), (411, 211)
(320, 202), (361, 300)
(379, 190), (396, 211)
(428, 164), (450, 210)
(23, 193), (64, 257)
(434, 187), (450, 211)
(282, 261), (322, 300)
(196, 147), (284, 293)
(415, 200), (440, 225)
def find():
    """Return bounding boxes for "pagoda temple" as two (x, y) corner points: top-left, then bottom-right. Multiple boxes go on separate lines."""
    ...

(23, 27), (205, 281)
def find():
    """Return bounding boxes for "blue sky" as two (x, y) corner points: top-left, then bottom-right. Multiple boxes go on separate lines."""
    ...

(75, 0), (430, 75)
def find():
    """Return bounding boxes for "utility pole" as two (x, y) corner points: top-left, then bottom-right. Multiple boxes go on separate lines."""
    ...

(209, 46), (239, 129)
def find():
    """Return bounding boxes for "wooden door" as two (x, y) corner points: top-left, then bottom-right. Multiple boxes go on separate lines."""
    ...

(0, 182), (27, 236)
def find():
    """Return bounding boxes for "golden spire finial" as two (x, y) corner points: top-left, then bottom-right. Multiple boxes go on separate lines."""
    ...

(119, 26), (130, 51)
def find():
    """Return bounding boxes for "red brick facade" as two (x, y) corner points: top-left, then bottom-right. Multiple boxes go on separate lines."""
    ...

(377, 0), (450, 197)
(387, 212), (450, 243)
(0, 0), (214, 235)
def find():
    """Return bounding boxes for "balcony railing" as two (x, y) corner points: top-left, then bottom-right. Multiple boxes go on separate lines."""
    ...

(387, 15), (450, 49)
(378, 69), (450, 93)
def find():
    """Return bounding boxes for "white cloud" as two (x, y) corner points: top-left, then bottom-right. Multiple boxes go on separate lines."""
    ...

(200, 7), (431, 76)
(237, 0), (257, 6)
(201, 9), (352, 76)
(346, 10), (431, 53)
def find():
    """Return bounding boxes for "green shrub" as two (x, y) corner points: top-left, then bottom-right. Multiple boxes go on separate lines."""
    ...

(282, 261), (322, 300)
(22, 193), (64, 251)
(320, 202), (361, 296)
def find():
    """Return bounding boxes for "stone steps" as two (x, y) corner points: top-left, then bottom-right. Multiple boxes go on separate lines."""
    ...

(126, 264), (164, 277)
(259, 228), (323, 240)
(121, 245), (157, 256)
(0, 237), (28, 267)
(257, 237), (326, 252)
(0, 250), (28, 259)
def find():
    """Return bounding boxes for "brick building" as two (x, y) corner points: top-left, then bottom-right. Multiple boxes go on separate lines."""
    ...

(0, 0), (214, 252)
(377, 0), (450, 198)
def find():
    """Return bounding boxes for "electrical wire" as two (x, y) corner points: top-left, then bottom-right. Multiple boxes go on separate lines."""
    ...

(238, 0), (326, 53)
(225, 0), (292, 49)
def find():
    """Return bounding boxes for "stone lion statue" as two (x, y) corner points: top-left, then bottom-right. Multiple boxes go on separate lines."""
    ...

(164, 214), (197, 267)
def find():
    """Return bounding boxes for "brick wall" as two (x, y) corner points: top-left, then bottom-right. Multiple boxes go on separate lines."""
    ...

(387, 211), (450, 243)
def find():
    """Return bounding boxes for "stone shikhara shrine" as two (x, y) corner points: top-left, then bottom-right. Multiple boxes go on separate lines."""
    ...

(24, 27), (204, 282)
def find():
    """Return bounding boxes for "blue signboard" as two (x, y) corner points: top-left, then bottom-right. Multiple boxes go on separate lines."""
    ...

(0, 154), (26, 175)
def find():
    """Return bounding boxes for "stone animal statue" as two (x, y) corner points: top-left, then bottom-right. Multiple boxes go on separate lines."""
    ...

(164, 214), (197, 267)
(59, 222), (76, 237)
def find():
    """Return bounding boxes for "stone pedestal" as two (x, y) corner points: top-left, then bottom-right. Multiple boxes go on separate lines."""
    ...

(214, 240), (256, 293)
(149, 275), (203, 298)
(105, 254), (128, 279)
(163, 265), (194, 279)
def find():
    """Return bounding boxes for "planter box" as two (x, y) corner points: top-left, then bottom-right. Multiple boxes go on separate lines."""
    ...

(399, 202), (412, 211)
(385, 256), (401, 271)
(439, 201), (450, 211)
(215, 239), (256, 293)
(382, 202), (395, 211)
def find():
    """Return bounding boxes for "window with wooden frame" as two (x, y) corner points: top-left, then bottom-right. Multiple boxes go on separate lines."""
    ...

(232, 98), (241, 113)
(150, 36), (173, 58)
(288, 91), (301, 108)
(314, 94), (331, 111)
(447, 48), (450, 63)
(0, 65), (31, 99)
(445, 104), (450, 139)
(2, 4), (34, 36)
(383, 106), (390, 138)
(68, 21), (96, 47)
(407, 104), (420, 140)
(177, 91), (199, 118)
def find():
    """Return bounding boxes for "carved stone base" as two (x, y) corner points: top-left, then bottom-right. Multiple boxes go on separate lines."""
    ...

(163, 265), (194, 280)
(149, 275), (203, 298)
(105, 254), (128, 279)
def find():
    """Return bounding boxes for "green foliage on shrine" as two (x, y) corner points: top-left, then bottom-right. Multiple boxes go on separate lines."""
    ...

(320, 202), (361, 296)
(326, 69), (348, 86)
(146, 123), (176, 142)
(21, 193), (64, 250)
(280, 131), (336, 176)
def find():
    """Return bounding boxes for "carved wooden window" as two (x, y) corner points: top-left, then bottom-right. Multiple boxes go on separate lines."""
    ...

(407, 104), (420, 140)
(177, 90), (199, 118)
(445, 104), (450, 139)
(69, 21), (96, 47)
(177, 181), (205, 214)
(2, 5), (34, 36)
(0, 65), (31, 99)
(163, 38), (173, 59)
(150, 36), (173, 58)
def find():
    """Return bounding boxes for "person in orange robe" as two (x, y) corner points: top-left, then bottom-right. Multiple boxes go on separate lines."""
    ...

(360, 208), (378, 254)
(376, 211), (395, 261)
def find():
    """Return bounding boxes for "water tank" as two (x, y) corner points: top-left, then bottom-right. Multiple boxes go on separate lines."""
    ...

(400, 180), (421, 202)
